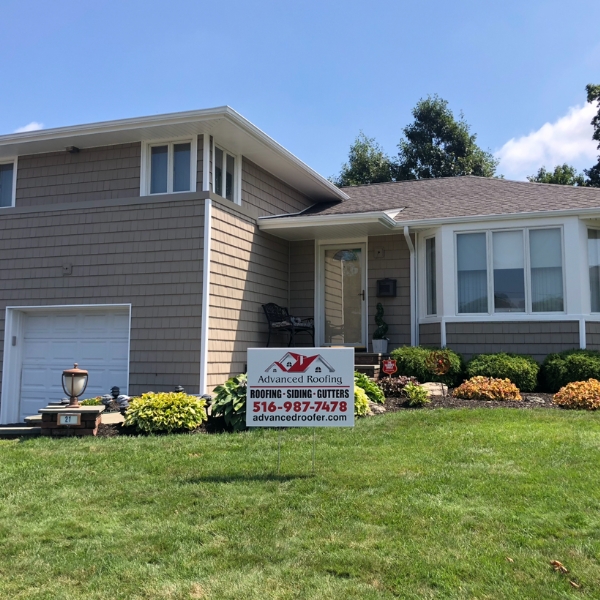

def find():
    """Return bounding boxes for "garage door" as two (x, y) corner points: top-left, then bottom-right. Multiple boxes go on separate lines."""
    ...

(19, 309), (130, 422)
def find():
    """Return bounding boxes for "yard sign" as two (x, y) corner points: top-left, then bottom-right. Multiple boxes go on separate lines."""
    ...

(247, 348), (355, 427)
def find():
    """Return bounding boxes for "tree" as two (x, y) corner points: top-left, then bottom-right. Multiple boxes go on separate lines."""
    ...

(395, 95), (498, 180)
(331, 132), (394, 187)
(527, 164), (588, 186)
(584, 84), (600, 187)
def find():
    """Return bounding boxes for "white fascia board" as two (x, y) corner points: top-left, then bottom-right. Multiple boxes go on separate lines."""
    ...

(258, 210), (399, 231)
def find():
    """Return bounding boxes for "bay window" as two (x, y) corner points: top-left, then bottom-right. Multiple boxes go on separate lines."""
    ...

(456, 227), (564, 314)
(425, 237), (437, 315)
(214, 145), (237, 203)
(588, 229), (600, 312)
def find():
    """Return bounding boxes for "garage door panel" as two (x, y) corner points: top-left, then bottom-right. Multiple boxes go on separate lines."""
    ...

(18, 309), (130, 421)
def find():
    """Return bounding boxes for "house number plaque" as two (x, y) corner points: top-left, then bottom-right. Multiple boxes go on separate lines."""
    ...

(58, 413), (81, 426)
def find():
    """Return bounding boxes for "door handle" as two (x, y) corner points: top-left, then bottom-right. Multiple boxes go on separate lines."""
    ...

(359, 290), (365, 301)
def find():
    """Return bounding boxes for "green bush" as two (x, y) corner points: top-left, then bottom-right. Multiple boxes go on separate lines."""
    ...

(354, 372), (385, 404)
(124, 392), (207, 433)
(354, 386), (370, 417)
(541, 349), (600, 392)
(466, 353), (539, 392)
(403, 382), (430, 406)
(377, 375), (419, 398)
(211, 374), (248, 432)
(389, 347), (464, 387)
(80, 397), (102, 406)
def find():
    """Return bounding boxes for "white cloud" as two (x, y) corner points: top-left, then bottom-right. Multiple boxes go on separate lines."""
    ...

(495, 104), (597, 180)
(13, 121), (44, 133)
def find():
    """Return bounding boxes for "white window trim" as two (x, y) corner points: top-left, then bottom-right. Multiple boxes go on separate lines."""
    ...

(0, 156), (18, 208)
(212, 139), (242, 205)
(140, 137), (197, 196)
(454, 225), (566, 316)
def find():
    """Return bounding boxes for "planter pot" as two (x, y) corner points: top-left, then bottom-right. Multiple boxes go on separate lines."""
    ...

(372, 339), (388, 354)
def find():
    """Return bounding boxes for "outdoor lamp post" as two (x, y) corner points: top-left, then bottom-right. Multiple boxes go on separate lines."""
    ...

(61, 363), (89, 408)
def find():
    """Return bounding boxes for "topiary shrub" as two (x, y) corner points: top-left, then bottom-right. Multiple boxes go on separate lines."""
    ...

(124, 392), (207, 433)
(354, 386), (370, 417)
(541, 349), (600, 392)
(354, 372), (385, 404)
(453, 376), (522, 402)
(389, 346), (464, 387)
(377, 375), (419, 397)
(211, 374), (248, 432)
(466, 353), (539, 392)
(553, 379), (600, 410)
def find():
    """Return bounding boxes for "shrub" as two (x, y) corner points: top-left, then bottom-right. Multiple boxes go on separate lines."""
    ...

(453, 376), (522, 401)
(404, 382), (430, 406)
(80, 397), (102, 406)
(354, 386), (370, 417)
(354, 372), (385, 404)
(389, 347), (464, 387)
(541, 349), (600, 392)
(212, 374), (248, 432)
(553, 379), (600, 410)
(377, 375), (419, 397)
(466, 353), (539, 392)
(124, 392), (207, 433)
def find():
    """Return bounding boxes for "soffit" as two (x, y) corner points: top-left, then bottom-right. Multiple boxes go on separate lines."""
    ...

(262, 220), (397, 241)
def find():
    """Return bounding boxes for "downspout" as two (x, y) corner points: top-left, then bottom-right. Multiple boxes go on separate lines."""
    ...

(199, 133), (212, 394)
(404, 226), (417, 347)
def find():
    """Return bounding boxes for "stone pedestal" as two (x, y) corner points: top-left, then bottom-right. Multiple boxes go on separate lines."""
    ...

(39, 405), (105, 437)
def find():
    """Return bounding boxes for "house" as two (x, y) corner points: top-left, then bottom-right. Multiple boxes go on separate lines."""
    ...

(1, 106), (600, 423)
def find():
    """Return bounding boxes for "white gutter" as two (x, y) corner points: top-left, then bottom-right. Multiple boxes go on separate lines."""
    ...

(403, 226), (417, 347)
(259, 206), (600, 232)
(199, 198), (212, 395)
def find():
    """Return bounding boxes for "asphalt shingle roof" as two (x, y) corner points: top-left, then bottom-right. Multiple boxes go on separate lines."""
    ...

(291, 177), (600, 222)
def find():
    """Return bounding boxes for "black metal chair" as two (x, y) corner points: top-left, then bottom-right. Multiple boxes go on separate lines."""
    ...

(262, 303), (314, 347)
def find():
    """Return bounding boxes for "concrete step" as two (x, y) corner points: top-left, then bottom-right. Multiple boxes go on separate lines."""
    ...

(355, 364), (380, 378)
(0, 426), (41, 437)
(25, 415), (42, 425)
(354, 352), (388, 366)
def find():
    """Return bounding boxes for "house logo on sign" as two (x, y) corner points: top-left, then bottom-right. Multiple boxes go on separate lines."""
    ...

(265, 352), (335, 374)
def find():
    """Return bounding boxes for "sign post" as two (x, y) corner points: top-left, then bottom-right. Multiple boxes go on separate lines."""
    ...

(247, 348), (355, 473)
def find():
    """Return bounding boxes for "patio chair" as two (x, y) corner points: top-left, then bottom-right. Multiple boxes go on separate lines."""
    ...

(262, 303), (315, 347)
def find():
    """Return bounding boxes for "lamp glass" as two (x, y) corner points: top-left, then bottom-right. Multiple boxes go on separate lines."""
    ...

(63, 373), (87, 397)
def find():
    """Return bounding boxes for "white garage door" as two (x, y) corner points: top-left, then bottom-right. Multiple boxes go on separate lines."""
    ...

(19, 309), (130, 422)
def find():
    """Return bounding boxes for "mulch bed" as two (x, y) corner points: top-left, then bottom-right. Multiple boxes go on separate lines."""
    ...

(382, 392), (557, 412)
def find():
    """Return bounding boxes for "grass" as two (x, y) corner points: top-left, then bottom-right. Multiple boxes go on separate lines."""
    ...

(1, 409), (600, 599)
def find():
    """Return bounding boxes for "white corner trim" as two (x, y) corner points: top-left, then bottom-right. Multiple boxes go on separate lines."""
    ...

(404, 226), (417, 347)
(199, 198), (212, 394)
(580, 318), (587, 349)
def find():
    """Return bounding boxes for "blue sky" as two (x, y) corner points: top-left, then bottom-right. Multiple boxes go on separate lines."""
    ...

(2, 0), (599, 181)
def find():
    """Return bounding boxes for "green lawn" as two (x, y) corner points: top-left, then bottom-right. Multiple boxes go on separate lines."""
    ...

(1, 409), (599, 599)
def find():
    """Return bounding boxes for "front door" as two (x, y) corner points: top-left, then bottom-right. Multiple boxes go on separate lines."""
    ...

(319, 244), (367, 347)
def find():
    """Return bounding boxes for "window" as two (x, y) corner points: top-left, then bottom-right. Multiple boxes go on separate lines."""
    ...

(0, 161), (15, 208)
(588, 229), (600, 312)
(142, 140), (196, 195)
(425, 237), (437, 315)
(456, 228), (564, 314)
(214, 145), (238, 203)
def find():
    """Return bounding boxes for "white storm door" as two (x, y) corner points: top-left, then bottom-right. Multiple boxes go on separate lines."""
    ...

(319, 244), (367, 347)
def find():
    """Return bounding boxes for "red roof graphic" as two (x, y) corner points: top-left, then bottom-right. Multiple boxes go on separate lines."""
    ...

(265, 352), (334, 373)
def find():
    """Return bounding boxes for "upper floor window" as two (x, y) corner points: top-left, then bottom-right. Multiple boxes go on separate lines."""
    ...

(456, 227), (564, 314)
(141, 140), (197, 196)
(0, 160), (16, 208)
(213, 145), (239, 204)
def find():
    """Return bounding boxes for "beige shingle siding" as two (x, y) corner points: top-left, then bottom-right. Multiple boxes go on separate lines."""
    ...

(0, 199), (204, 400)
(242, 158), (313, 216)
(446, 321), (579, 362)
(586, 322), (600, 350)
(419, 322), (441, 348)
(207, 203), (289, 389)
(16, 143), (142, 207)
(368, 235), (411, 350)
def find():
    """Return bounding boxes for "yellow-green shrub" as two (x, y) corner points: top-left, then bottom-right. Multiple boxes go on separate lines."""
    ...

(453, 376), (522, 401)
(354, 386), (370, 417)
(552, 379), (600, 410)
(124, 391), (207, 433)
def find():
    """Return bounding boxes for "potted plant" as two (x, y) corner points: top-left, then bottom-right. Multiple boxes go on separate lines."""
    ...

(372, 302), (389, 354)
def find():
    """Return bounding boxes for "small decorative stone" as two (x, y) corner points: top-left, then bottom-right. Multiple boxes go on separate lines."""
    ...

(420, 382), (448, 397)
(526, 396), (546, 403)
(368, 401), (386, 415)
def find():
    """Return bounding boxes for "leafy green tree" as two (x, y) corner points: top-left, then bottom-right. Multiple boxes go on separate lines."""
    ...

(331, 132), (394, 186)
(584, 84), (600, 187)
(395, 95), (498, 180)
(527, 164), (588, 186)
